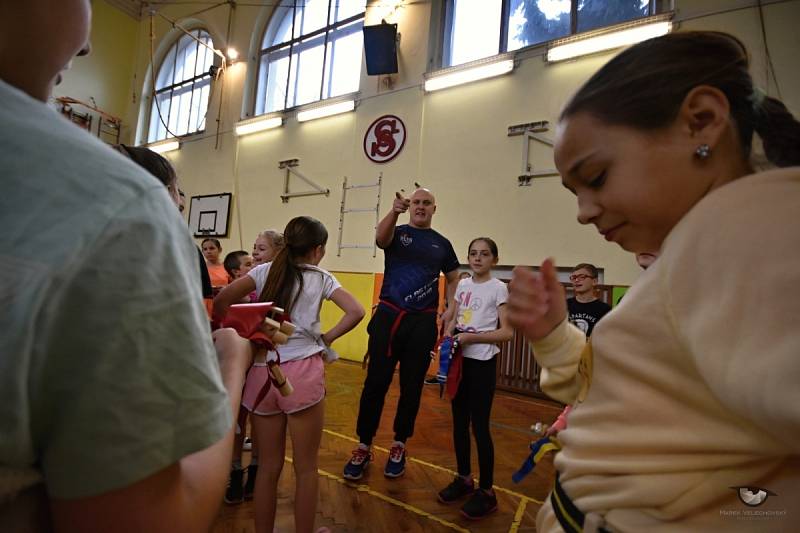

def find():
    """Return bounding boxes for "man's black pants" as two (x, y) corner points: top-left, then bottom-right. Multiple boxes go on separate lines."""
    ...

(356, 306), (438, 445)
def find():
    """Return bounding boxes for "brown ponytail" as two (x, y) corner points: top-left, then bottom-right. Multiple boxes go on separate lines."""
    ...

(258, 216), (328, 315)
(752, 95), (800, 167)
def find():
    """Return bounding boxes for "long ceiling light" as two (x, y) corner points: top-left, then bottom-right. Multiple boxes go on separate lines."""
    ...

(235, 116), (283, 136)
(148, 139), (180, 154)
(424, 56), (514, 92)
(547, 19), (672, 63)
(296, 100), (356, 122)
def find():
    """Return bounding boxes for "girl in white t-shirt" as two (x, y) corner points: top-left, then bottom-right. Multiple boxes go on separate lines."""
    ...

(436, 237), (513, 520)
(213, 216), (364, 533)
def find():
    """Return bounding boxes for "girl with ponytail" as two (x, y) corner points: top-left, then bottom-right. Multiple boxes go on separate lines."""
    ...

(506, 31), (799, 532)
(213, 216), (364, 533)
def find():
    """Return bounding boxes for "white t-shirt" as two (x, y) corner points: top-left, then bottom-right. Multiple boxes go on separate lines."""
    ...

(454, 277), (508, 360)
(248, 262), (341, 362)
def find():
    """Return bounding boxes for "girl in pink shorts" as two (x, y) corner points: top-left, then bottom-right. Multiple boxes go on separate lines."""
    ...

(214, 216), (365, 533)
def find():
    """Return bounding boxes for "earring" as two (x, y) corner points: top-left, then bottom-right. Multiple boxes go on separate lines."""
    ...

(695, 144), (711, 159)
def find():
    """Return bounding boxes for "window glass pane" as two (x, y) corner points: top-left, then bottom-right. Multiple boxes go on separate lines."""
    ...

(195, 31), (214, 76)
(195, 83), (209, 132)
(263, 47), (291, 113)
(176, 35), (194, 83)
(264, 7), (294, 47)
(149, 97), (167, 143)
(576, 0), (649, 33)
(294, 0), (330, 39)
(186, 80), (209, 134)
(447, 0), (502, 66)
(176, 86), (193, 136)
(256, 4), (364, 113)
(255, 54), (270, 115)
(323, 21), (363, 98)
(152, 92), (172, 141)
(290, 36), (326, 107)
(333, 0), (363, 22)
(156, 45), (177, 90)
(507, 0), (570, 51)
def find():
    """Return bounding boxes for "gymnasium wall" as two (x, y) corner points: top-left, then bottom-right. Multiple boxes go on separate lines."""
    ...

(58, 0), (800, 360)
(53, 0), (139, 132)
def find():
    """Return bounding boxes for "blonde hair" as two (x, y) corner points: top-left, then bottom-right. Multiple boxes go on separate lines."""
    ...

(258, 229), (285, 250)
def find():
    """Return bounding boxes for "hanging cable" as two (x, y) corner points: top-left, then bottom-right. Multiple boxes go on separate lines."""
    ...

(756, 0), (782, 98)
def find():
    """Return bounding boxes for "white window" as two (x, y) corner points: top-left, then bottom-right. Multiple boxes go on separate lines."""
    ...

(148, 29), (216, 143)
(255, 0), (364, 115)
(443, 0), (663, 67)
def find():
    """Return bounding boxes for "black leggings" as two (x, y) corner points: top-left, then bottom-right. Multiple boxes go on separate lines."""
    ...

(452, 355), (496, 489)
(356, 307), (438, 445)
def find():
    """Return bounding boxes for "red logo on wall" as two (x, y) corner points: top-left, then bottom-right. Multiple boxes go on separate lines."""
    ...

(364, 114), (406, 164)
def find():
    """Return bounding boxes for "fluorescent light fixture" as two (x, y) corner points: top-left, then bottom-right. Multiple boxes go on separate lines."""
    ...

(296, 100), (355, 122)
(235, 116), (283, 136)
(547, 19), (672, 62)
(424, 57), (514, 92)
(148, 139), (180, 154)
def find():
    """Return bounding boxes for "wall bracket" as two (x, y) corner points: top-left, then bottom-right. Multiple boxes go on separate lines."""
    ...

(507, 121), (560, 186)
(278, 158), (330, 203)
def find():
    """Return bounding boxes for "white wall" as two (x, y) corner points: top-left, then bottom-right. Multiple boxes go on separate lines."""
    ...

(107, 0), (799, 285)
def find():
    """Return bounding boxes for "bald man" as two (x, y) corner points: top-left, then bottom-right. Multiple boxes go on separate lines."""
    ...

(344, 188), (460, 480)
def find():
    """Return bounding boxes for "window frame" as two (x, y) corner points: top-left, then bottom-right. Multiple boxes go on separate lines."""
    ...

(253, 1), (365, 116)
(440, 0), (664, 68)
(148, 28), (218, 143)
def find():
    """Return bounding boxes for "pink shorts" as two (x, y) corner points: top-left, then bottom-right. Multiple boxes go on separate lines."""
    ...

(242, 353), (325, 415)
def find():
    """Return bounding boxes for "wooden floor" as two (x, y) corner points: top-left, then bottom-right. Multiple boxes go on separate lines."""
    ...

(213, 360), (562, 533)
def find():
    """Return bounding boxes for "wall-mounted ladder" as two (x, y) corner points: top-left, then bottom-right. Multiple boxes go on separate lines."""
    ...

(337, 174), (383, 257)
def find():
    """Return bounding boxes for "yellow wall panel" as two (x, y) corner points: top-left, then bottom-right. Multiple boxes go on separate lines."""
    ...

(320, 272), (375, 362)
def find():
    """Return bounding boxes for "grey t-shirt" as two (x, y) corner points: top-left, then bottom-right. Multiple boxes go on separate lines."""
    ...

(0, 79), (231, 521)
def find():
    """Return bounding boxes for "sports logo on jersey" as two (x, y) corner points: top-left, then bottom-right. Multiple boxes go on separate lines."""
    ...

(399, 233), (412, 246)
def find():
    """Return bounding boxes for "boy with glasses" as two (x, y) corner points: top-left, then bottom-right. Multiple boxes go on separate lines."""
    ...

(566, 263), (611, 337)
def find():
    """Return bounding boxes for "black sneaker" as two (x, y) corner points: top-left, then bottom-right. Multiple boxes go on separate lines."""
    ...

(224, 468), (244, 504)
(461, 489), (498, 520)
(424, 376), (439, 385)
(244, 464), (258, 500)
(437, 476), (475, 503)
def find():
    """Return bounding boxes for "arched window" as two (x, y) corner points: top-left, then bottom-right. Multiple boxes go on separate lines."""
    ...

(148, 29), (217, 143)
(255, 0), (364, 115)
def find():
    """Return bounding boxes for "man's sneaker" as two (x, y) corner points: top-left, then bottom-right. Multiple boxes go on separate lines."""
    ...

(437, 475), (475, 503)
(384, 443), (406, 478)
(243, 464), (258, 500)
(343, 447), (372, 480)
(242, 436), (253, 451)
(461, 489), (498, 520)
(423, 376), (439, 385)
(223, 468), (244, 504)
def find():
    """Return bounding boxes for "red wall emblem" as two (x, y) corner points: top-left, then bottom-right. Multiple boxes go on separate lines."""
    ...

(364, 114), (406, 164)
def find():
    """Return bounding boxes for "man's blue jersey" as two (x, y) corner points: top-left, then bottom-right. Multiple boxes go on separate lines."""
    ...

(378, 225), (459, 311)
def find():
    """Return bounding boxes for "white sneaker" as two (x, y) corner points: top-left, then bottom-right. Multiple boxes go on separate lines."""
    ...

(243, 437), (253, 451)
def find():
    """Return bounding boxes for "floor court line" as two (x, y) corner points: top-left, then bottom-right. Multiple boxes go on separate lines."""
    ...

(322, 428), (544, 505)
(284, 456), (470, 532)
(508, 498), (529, 533)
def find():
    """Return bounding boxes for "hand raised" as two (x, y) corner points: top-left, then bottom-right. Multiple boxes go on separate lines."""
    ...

(507, 258), (567, 342)
(393, 190), (410, 214)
